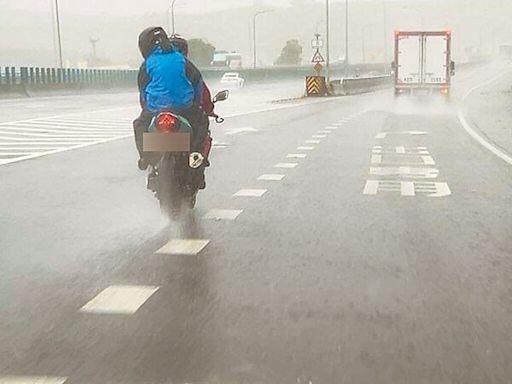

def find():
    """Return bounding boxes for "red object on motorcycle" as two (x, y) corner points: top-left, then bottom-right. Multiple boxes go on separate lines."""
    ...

(156, 112), (178, 133)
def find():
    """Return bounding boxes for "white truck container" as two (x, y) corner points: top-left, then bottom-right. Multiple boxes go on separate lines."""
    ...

(393, 31), (455, 97)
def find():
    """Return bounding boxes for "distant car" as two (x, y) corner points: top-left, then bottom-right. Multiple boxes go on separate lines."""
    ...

(220, 72), (245, 88)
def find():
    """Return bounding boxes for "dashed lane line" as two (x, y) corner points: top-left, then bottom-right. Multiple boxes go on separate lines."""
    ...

(305, 140), (321, 144)
(79, 285), (159, 315)
(257, 174), (285, 181)
(156, 239), (210, 255)
(297, 146), (315, 151)
(203, 209), (243, 221)
(275, 162), (298, 169)
(312, 135), (327, 139)
(287, 154), (307, 159)
(233, 189), (267, 197)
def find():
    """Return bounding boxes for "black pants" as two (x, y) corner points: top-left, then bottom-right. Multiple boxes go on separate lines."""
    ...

(133, 105), (210, 158)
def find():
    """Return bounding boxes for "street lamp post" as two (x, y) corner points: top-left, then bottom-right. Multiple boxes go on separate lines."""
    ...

(325, 0), (330, 82)
(169, 0), (178, 35)
(54, 0), (63, 69)
(344, 0), (349, 76)
(253, 10), (274, 69)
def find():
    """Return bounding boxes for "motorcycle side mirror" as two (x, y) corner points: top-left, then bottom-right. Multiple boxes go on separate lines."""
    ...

(213, 90), (229, 103)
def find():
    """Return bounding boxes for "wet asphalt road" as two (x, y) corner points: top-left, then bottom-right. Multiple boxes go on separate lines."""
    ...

(0, 67), (511, 384)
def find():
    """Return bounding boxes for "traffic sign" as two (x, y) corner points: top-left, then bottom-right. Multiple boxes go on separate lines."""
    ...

(311, 33), (324, 49)
(311, 50), (325, 63)
(305, 76), (328, 96)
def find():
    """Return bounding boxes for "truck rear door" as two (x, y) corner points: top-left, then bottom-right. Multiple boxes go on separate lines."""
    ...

(423, 34), (449, 85)
(397, 34), (422, 85)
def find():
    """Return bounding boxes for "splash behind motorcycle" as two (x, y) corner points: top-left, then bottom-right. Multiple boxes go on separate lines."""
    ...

(142, 90), (229, 218)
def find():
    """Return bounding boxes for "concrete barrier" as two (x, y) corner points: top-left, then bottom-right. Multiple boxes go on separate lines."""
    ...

(328, 75), (392, 96)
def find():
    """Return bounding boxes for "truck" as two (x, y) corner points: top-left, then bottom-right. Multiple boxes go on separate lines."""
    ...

(393, 31), (455, 97)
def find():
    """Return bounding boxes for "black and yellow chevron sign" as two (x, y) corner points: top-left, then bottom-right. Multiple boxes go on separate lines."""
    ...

(306, 76), (327, 96)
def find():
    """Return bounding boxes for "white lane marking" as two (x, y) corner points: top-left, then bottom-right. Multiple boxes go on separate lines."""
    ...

(0, 377), (68, 384)
(233, 189), (267, 197)
(0, 135), (132, 166)
(370, 166), (439, 179)
(258, 174), (285, 181)
(417, 146), (427, 150)
(363, 180), (379, 195)
(157, 239), (210, 255)
(372, 149), (382, 154)
(203, 209), (243, 221)
(396, 146), (406, 154)
(0, 152), (33, 156)
(225, 127), (259, 135)
(0, 106), (135, 126)
(287, 154), (307, 159)
(401, 181), (416, 196)
(317, 130), (331, 134)
(297, 146), (315, 151)
(458, 95), (512, 166)
(363, 180), (450, 197)
(429, 182), (452, 197)
(325, 126), (338, 130)
(79, 285), (159, 315)
(371, 155), (382, 164)
(374, 145), (382, 149)
(419, 150), (430, 155)
(26, 120), (128, 127)
(305, 140), (321, 144)
(275, 162), (298, 169)
(312, 135), (327, 138)
(421, 155), (436, 165)
(0, 130), (114, 138)
(376, 131), (427, 139)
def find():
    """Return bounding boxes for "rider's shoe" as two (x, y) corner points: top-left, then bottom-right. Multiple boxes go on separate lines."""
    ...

(138, 157), (149, 171)
(197, 173), (206, 190)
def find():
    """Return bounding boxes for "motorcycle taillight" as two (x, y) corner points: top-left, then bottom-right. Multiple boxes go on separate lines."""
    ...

(156, 112), (178, 133)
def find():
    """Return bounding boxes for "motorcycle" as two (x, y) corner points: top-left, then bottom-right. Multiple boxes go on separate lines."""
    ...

(143, 90), (229, 218)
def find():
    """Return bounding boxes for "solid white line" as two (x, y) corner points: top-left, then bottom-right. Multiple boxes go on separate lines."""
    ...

(457, 75), (512, 166)
(0, 130), (114, 138)
(0, 106), (134, 126)
(157, 239), (210, 255)
(79, 285), (159, 315)
(0, 134), (132, 166)
(258, 174), (285, 181)
(0, 152), (34, 156)
(0, 376), (68, 384)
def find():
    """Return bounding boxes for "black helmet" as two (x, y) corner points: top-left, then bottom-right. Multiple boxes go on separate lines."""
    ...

(138, 26), (171, 58)
(170, 34), (189, 56)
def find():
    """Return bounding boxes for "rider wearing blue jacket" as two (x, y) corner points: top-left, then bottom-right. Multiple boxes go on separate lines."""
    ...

(133, 27), (209, 188)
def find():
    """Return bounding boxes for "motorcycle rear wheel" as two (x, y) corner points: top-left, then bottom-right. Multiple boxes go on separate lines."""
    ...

(157, 155), (183, 218)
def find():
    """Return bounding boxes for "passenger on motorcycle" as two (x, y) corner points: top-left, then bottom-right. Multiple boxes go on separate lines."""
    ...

(169, 34), (215, 164)
(133, 26), (209, 189)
